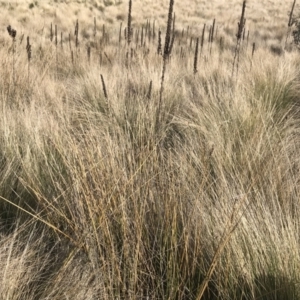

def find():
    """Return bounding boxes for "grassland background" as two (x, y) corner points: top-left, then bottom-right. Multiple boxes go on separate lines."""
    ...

(1, 0), (300, 299)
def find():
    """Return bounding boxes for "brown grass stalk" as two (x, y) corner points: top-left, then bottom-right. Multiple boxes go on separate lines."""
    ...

(104, 52), (112, 65)
(55, 24), (58, 76)
(157, 29), (162, 55)
(87, 46), (91, 64)
(288, 0), (297, 27)
(194, 37), (199, 74)
(246, 29), (250, 49)
(93, 17), (97, 38)
(119, 22), (122, 45)
(50, 22), (53, 42)
(75, 19), (79, 50)
(285, 0), (297, 48)
(26, 36), (31, 83)
(158, 0), (174, 129)
(209, 18), (216, 54)
(127, 0), (132, 45)
(102, 24), (105, 43)
(69, 32), (71, 52)
(152, 20), (156, 39)
(147, 80), (152, 99)
(100, 74), (108, 100)
(252, 42), (256, 57)
(7, 25), (17, 87)
(141, 26), (144, 47)
(232, 0), (246, 77)
(200, 23), (206, 56)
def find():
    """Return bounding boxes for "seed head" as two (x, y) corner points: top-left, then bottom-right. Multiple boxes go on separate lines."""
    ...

(7, 25), (17, 39)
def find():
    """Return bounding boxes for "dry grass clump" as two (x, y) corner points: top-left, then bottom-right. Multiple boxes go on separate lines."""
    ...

(1, 0), (300, 299)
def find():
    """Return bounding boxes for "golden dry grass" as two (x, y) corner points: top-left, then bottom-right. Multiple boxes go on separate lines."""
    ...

(0, 0), (300, 299)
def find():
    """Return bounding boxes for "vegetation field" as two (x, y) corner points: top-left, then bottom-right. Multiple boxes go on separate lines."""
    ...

(1, 0), (300, 299)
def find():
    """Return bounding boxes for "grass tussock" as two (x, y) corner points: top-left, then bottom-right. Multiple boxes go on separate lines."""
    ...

(1, 0), (300, 299)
